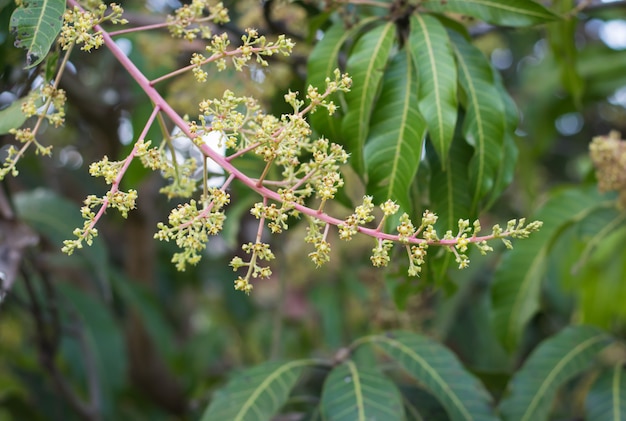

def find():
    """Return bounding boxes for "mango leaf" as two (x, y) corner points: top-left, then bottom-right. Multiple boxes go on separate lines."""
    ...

(58, 284), (127, 415)
(421, 0), (558, 27)
(201, 360), (312, 421)
(449, 31), (505, 211)
(491, 187), (613, 353)
(10, 0), (65, 68)
(369, 331), (499, 421)
(306, 19), (376, 142)
(484, 73), (520, 210)
(548, 0), (584, 107)
(342, 21), (395, 176)
(409, 14), (458, 167)
(320, 360), (404, 421)
(364, 49), (426, 213)
(13, 189), (109, 292)
(499, 326), (612, 421)
(428, 134), (473, 233)
(0, 98), (33, 134)
(586, 364), (626, 421)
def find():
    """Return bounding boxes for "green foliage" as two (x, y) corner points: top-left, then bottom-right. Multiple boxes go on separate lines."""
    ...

(3, 0), (626, 420)
(10, 0), (64, 68)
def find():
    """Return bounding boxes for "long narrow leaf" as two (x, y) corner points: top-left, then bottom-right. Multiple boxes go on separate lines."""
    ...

(201, 360), (311, 421)
(369, 331), (499, 421)
(342, 21), (396, 175)
(365, 49), (427, 213)
(499, 326), (612, 421)
(409, 14), (458, 167)
(307, 19), (376, 141)
(421, 0), (558, 27)
(586, 364), (626, 421)
(449, 31), (505, 211)
(10, 0), (65, 68)
(491, 188), (614, 352)
(320, 360), (405, 421)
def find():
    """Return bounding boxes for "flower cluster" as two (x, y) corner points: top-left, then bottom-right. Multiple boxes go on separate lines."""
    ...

(167, 0), (229, 41)
(58, 3), (127, 51)
(590, 131), (626, 208)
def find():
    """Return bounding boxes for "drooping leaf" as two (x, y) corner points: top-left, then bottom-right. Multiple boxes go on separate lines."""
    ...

(409, 14), (458, 167)
(10, 0), (65, 68)
(13, 189), (109, 291)
(499, 326), (612, 421)
(428, 133), (473, 233)
(586, 364), (626, 421)
(200, 360), (311, 421)
(342, 21), (396, 175)
(320, 360), (405, 421)
(548, 0), (584, 107)
(0, 98), (33, 134)
(58, 284), (127, 415)
(306, 18), (377, 142)
(491, 187), (613, 353)
(421, 0), (559, 27)
(369, 331), (499, 421)
(364, 48), (427, 213)
(449, 31), (505, 211)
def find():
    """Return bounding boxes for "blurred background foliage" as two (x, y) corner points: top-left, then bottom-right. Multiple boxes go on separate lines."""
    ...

(2, 0), (626, 420)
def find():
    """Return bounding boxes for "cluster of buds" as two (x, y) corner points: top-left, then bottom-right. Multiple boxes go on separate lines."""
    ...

(58, 3), (126, 51)
(167, 0), (229, 41)
(590, 131), (626, 208)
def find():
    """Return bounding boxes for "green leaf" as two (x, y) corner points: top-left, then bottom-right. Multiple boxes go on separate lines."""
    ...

(13, 189), (109, 290)
(307, 19), (377, 142)
(586, 365), (626, 421)
(58, 284), (127, 413)
(342, 21), (396, 175)
(428, 134), (473, 233)
(499, 326), (612, 421)
(409, 14), (458, 167)
(320, 360), (405, 421)
(491, 187), (614, 353)
(449, 31), (505, 211)
(201, 360), (311, 421)
(10, 0), (65, 68)
(421, 0), (559, 27)
(364, 49), (427, 213)
(0, 98), (34, 134)
(369, 331), (499, 421)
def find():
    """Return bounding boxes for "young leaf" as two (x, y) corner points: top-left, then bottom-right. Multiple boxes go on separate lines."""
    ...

(449, 31), (505, 211)
(499, 325), (612, 421)
(200, 360), (311, 421)
(320, 360), (405, 421)
(342, 21), (396, 176)
(409, 14), (458, 167)
(421, 0), (559, 27)
(10, 0), (65, 69)
(491, 188), (613, 353)
(369, 331), (499, 421)
(306, 18), (376, 141)
(586, 364), (626, 421)
(364, 48), (427, 213)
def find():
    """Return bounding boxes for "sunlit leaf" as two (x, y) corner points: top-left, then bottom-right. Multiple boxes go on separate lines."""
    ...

(409, 14), (458, 167)
(586, 364), (626, 421)
(491, 187), (613, 352)
(499, 325), (612, 421)
(421, 0), (559, 27)
(365, 49), (426, 213)
(449, 31), (505, 211)
(342, 21), (396, 175)
(370, 331), (499, 421)
(201, 360), (311, 421)
(10, 0), (65, 68)
(320, 360), (404, 421)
